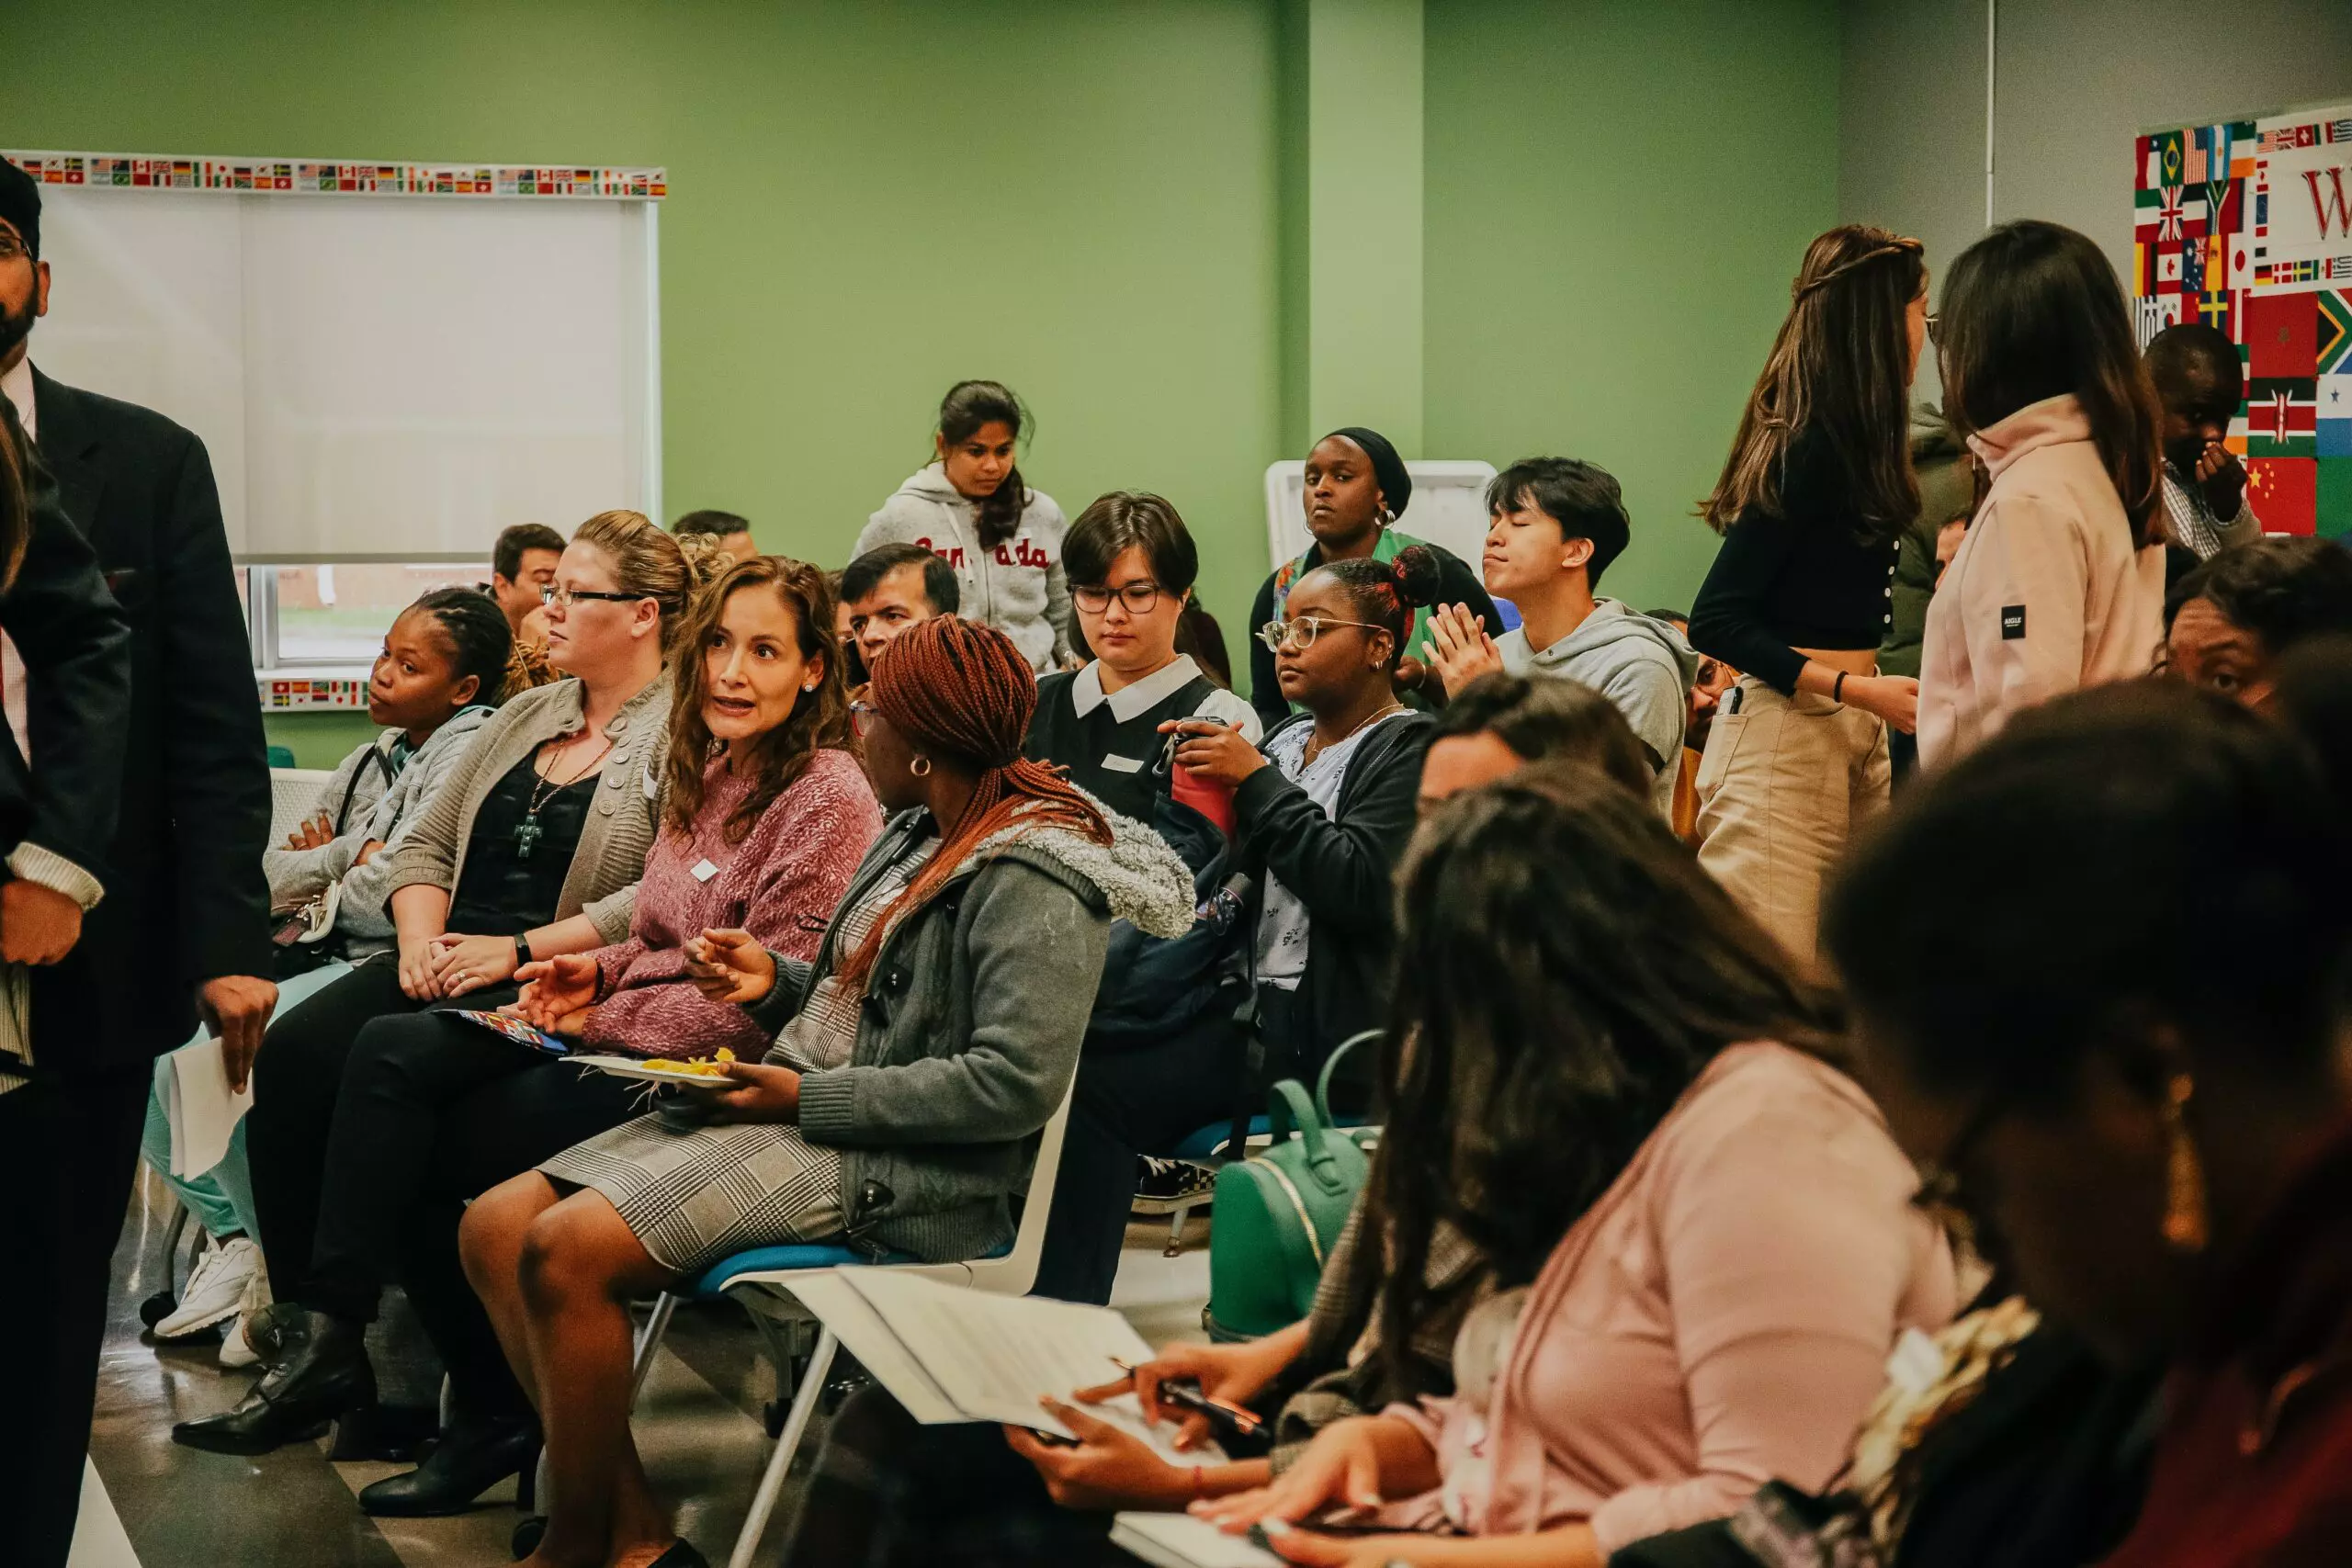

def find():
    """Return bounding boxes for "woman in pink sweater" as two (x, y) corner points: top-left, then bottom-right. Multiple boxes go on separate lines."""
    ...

(1917, 220), (2166, 768)
(1193, 767), (1955, 1566)
(510, 555), (882, 1055)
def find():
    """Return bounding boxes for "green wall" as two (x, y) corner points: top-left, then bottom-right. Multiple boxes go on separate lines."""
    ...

(11, 0), (1838, 758)
(1423, 0), (1841, 614)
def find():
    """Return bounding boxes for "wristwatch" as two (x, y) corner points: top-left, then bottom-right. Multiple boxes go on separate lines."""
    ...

(514, 930), (535, 969)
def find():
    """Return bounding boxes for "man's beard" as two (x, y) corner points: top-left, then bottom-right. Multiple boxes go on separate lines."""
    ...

(0, 290), (31, 367)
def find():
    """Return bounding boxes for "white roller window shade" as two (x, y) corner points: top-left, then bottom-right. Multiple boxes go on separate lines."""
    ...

(33, 187), (656, 560)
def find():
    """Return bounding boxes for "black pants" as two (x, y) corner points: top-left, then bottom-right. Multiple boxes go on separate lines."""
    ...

(0, 1063), (150, 1568)
(245, 955), (641, 1415)
(1031, 1011), (1245, 1305)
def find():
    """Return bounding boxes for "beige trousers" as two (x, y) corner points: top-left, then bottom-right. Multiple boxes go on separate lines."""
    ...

(1693, 675), (1891, 971)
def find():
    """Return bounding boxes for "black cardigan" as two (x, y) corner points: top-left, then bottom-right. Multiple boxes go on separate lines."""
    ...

(1247, 540), (1498, 731)
(0, 401), (131, 892)
(1232, 709), (1433, 1069)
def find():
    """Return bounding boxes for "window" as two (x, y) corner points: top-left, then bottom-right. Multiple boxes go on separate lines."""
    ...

(247, 563), (492, 671)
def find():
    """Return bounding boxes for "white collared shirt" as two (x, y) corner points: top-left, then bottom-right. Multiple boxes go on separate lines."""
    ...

(1069, 654), (1262, 741)
(0, 355), (33, 439)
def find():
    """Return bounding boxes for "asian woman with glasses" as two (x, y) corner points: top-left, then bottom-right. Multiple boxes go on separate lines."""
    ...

(1023, 491), (1259, 825)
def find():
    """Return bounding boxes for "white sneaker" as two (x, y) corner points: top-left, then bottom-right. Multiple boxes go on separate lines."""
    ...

(217, 1262), (273, 1370)
(154, 1235), (261, 1340)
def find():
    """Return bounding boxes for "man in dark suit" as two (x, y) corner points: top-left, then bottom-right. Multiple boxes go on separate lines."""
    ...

(0, 157), (278, 1568)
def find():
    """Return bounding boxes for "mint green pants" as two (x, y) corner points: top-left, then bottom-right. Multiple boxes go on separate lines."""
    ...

(139, 960), (353, 1241)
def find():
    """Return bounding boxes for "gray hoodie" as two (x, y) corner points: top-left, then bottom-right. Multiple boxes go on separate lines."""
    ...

(1497, 599), (1698, 818)
(265, 705), (497, 958)
(857, 462), (1072, 672)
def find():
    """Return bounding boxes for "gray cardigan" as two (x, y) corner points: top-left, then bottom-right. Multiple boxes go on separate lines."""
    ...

(382, 676), (670, 943)
(746, 802), (1194, 1263)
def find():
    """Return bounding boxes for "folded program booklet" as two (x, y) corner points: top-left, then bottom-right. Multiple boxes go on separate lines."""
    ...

(775, 1269), (1225, 1467)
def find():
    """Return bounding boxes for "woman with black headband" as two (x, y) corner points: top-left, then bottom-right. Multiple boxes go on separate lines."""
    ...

(1247, 427), (1497, 731)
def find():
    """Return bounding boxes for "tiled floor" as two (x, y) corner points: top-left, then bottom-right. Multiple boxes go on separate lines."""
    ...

(87, 1167), (1213, 1568)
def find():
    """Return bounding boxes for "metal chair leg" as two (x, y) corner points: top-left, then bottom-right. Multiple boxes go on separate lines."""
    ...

(728, 1325), (836, 1568)
(629, 1292), (678, 1405)
(1163, 1201), (1192, 1258)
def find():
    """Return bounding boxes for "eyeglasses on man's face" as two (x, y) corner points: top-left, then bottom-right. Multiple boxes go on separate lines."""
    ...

(1073, 581), (1164, 615)
(1255, 615), (1385, 653)
(0, 233), (29, 265)
(541, 584), (644, 609)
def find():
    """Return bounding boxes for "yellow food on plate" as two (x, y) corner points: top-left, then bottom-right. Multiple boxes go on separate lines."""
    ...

(643, 1047), (738, 1078)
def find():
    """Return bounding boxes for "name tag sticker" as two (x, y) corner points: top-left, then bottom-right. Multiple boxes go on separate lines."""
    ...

(2000, 604), (2027, 640)
(1102, 754), (1145, 774)
(691, 858), (720, 883)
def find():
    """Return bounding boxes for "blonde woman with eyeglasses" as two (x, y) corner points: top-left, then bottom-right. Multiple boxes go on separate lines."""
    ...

(185, 511), (730, 1459)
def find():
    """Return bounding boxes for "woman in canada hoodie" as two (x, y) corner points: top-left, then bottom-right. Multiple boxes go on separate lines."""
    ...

(1919, 221), (2166, 769)
(856, 378), (1073, 673)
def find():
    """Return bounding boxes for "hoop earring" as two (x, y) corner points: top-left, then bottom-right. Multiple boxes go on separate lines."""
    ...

(2160, 1072), (2209, 1253)
(910, 755), (933, 778)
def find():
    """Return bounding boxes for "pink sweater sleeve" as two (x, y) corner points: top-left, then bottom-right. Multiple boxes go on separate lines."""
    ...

(1585, 1081), (1946, 1556)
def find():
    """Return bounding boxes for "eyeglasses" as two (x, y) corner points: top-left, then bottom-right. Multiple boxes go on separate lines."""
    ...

(1073, 581), (1164, 615)
(1925, 311), (1943, 348)
(849, 700), (878, 738)
(541, 584), (646, 609)
(1255, 615), (1386, 652)
(0, 234), (28, 265)
(1910, 1083), (2014, 1252)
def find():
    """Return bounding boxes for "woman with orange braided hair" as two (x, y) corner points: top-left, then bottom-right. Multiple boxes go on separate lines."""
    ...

(459, 615), (1196, 1568)
(1687, 224), (1934, 972)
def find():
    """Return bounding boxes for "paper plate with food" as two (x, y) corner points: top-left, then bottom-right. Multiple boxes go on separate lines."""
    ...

(568, 1048), (742, 1092)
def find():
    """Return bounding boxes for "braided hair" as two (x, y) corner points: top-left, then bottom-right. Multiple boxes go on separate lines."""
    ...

(834, 615), (1110, 992)
(1310, 544), (1442, 671)
(409, 588), (514, 706)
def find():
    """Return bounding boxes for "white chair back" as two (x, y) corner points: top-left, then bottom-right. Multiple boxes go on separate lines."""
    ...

(268, 767), (339, 845)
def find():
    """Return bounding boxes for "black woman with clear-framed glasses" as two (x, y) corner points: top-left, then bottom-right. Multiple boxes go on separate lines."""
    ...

(1167, 546), (1440, 1100)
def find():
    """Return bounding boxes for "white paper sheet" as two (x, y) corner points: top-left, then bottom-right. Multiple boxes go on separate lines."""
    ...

(840, 1269), (1157, 1430)
(1110, 1513), (1283, 1568)
(164, 1035), (252, 1179)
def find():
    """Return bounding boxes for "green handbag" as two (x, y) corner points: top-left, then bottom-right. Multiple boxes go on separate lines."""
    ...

(1204, 1032), (1380, 1342)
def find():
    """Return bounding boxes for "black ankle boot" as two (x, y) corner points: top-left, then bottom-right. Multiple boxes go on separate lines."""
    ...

(170, 1306), (377, 1455)
(356, 1414), (541, 1517)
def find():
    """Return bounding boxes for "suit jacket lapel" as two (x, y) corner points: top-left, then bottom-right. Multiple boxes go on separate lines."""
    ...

(29, 367), (105, 544)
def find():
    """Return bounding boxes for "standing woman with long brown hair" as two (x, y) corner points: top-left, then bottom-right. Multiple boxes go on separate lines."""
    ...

(1917, 220), (2166, 767)
(1687, 225), (1930, 968)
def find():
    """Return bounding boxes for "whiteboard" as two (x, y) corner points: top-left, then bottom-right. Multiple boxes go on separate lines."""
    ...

(28, 187), (659, 560)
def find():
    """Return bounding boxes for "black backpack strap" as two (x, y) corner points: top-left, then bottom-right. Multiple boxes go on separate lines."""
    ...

(332, 740), (397, 835)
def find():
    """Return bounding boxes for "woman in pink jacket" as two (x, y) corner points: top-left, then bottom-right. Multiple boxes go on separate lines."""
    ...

(1193, 766), (1955, 1567)
(1917, 220), (2167, 768)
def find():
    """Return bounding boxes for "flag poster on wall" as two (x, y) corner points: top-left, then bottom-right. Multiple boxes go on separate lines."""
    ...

(2134, 104), (2352, 537)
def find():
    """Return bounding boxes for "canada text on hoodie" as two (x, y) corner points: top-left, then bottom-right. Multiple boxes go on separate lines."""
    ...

(856, 462), (1072, 672)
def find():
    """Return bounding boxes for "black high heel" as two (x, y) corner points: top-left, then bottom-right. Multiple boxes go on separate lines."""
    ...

(356, 1415), (541, 1517)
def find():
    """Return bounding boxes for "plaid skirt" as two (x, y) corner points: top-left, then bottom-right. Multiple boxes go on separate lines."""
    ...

(540, 1105), (845, 1276)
